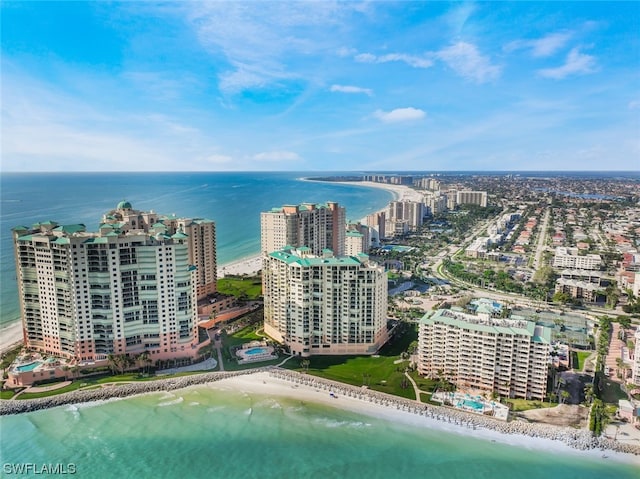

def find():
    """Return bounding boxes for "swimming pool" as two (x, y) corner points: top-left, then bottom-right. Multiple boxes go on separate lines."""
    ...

(461, 399), (484, 411)
(15, 361), (43, 372)
(244, 347), (268, 356)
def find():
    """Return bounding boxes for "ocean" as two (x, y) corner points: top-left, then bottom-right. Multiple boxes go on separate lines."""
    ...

(0, 172), (393, 329)
(1, 383), (638, 479)
(1, 171), (639, 477)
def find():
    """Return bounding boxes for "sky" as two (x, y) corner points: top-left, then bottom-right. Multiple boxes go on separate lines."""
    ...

(1, 1), (639, 172)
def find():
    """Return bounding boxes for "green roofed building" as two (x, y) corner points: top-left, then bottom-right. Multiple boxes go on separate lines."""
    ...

(10, 201), (216, 367)
(418, 309), (551, 400)
(263, 247), (388, 357)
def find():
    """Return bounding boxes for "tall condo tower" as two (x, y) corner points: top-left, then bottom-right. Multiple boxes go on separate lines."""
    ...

(263, 247), (388, 356)
(12, 201), (215, 363)
(260, 202), (346, 256)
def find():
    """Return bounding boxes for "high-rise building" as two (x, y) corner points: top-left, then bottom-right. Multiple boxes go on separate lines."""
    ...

(365, 211), (386, 245)
(260, 202), (345, 256)
(456, 190), (488, 208)
(633, 327), (640, 386)
(387, 200), (424, 232)
(101, 201), (218, 299)
(263, 247), (388, 356)
(12, 202), (211, 363)
(417, 309), (550, 400)
(345, 222), (370, 255)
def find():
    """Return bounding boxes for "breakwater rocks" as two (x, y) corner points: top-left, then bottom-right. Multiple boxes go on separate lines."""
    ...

(269, 370), (640, 457)
(0, 369), (270, 416)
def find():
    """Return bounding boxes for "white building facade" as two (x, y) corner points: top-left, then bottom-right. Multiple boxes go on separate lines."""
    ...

(418, 309), (550, 400)
(263, 247), (388, 357)
(13, 206), (202, 363)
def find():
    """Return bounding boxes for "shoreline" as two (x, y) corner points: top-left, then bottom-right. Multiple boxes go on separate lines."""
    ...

(1, 368), (639, 464)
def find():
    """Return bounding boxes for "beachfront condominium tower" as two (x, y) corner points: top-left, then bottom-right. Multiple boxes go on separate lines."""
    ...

(11, 201), (212, 363)
(417, 309), (551, 400)
(263, 247), (388, 356)
(260, 202), (346, 256)
(101, 201), (218, 299)
(388, 200), (425, 232)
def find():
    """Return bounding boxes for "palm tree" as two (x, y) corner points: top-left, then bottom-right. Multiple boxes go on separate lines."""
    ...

(107, 354), (117, 375)
(560, 390), (570, 404)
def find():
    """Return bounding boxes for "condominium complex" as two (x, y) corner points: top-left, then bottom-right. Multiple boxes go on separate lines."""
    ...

(633, 327), (640, 386)
(552, 247), (602, 270)
(260, 202), (346, 256)
(263, 247), (388, 356)
(456, 190), (488, 208)
(365, 211), (386, 246)
(387, 200), (425, 232)
(12, 202), (212, 363)
(345, 222), (370, 256)
(101, 201), (217, 299)
(417, 309), (551, 400)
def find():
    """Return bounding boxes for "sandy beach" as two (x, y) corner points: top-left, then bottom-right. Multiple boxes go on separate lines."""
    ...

(0, 322), (23, 354)
(206, 371), (640, 465)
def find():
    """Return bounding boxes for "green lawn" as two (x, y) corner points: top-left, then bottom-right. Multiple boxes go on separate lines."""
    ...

(17, 382), (85, 399)
(1, 389), (17, 399)
(575, 351), (592, 370)
(281, 323), (420, 399)
(217, 276), (262, 300)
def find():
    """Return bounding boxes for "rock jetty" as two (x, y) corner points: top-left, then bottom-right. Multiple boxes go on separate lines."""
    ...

(270, 369), (640, 457)
(1, 367), (638, 458)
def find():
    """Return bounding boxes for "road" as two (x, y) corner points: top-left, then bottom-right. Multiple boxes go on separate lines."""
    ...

(532, 207), (550, 272)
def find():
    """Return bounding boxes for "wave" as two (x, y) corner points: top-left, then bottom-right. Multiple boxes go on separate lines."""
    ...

(157, 397), (184, 407)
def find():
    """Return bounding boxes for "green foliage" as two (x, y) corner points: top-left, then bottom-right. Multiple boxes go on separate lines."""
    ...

(1, 345), (23, 371)
(589, 399), (609, 436)
(217, 275), (262, 300)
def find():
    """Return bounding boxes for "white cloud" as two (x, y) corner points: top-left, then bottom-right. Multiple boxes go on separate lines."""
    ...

(537, 48), (597, 79)
(252, 151), (301, 161)
(183, 2), (362, 94)
(435, 42), (501, 83)
(505, 32), (572, 58)
(330, 84), (373, 96)
(355, 52), (433, 69)
(628, 100), (640, 110)
(373, 107), (426, 123)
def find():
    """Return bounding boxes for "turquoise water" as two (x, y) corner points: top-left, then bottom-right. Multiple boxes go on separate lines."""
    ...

(0, 384), (637, 479)
(15, 361), (42, 372)
(0, 172), (393, 328)
(245, 347), (268, 356)
(462, 399), (485, 411)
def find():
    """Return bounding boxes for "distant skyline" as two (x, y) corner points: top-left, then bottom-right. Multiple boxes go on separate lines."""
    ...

(2, 1), (639, 172)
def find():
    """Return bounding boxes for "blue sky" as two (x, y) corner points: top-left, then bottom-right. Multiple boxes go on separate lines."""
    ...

(2, 1), (639, 172)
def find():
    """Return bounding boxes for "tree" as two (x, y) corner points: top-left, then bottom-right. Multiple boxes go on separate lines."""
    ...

(560, 390), (570, 404)
(583, 384), (594, 405)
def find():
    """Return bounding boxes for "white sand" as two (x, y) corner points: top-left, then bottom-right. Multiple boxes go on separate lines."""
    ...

(0, 322), (23, 354)
(217, 255), (262, 278)
(207, 371), (640, 466)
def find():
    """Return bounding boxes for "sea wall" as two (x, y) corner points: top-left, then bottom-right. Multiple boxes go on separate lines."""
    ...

(0, 369), (267, 416)
(1, 367), (638, 457)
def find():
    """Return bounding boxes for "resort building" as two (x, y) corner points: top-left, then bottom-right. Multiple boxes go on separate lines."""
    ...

(456, 190), (488, 208)
(417, 309), (551, 400)
(261, 202), (346, 256)
(101, 201), (218, 300)
(365, 211), (386, 245)
(12, 202), (210, 364)
(388, 200), (425, 231)
(633, 327), (640, 386)
(552, 247), (602, 270)
(263, 247), (388, 357)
